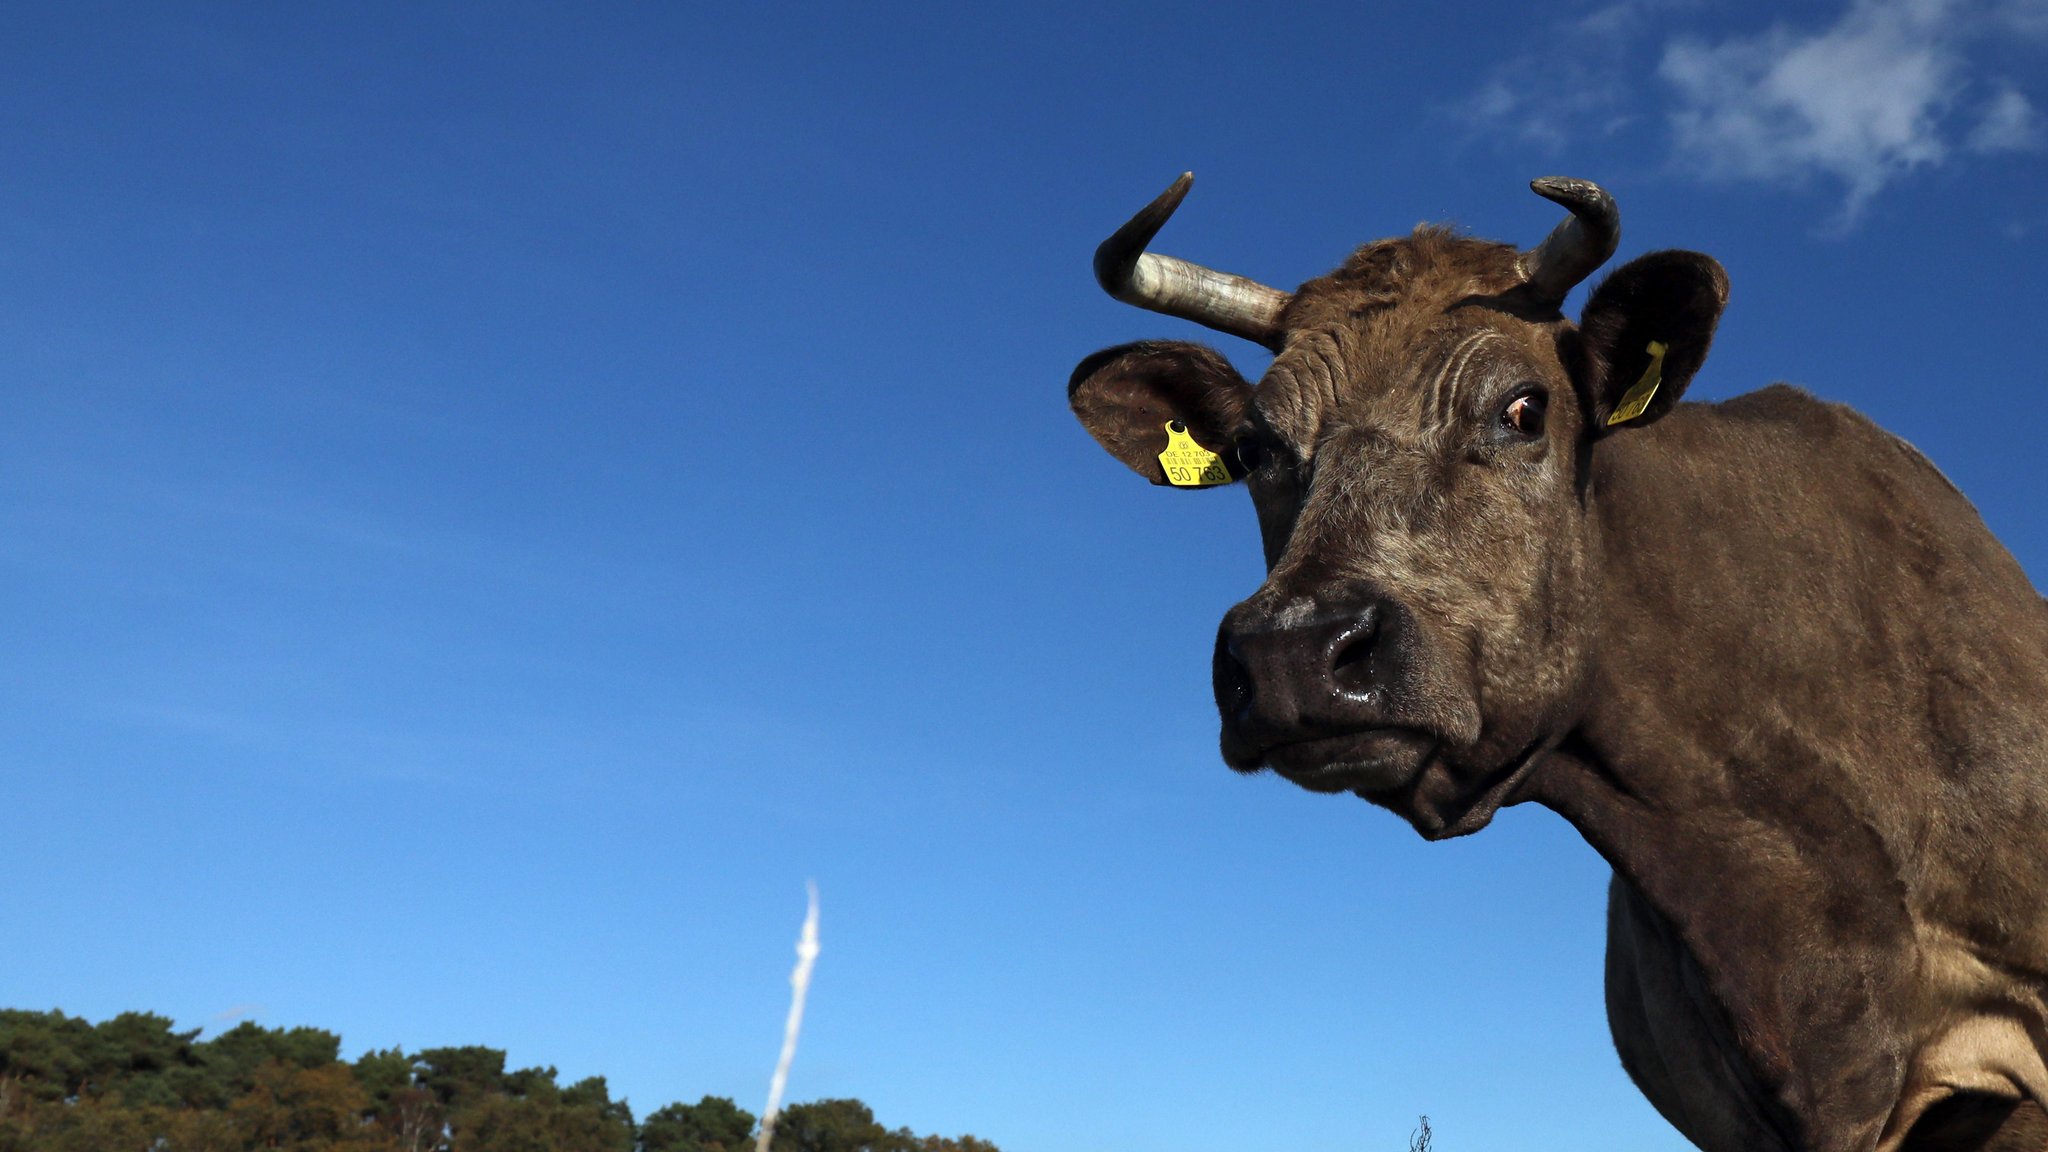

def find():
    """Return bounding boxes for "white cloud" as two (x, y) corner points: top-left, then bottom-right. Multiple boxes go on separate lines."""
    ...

(1453, 0), (2043, 229)
(1660, 0), (1962, 228)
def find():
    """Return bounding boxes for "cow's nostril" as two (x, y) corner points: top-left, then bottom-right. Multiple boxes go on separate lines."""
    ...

(1213, 632), (1255, 719)
(1222, 645), (1254, 713)
(1329, 617), (1380, 694)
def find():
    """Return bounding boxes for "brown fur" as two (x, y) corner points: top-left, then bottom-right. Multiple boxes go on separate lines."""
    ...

(1068, 222), (2048, 1152)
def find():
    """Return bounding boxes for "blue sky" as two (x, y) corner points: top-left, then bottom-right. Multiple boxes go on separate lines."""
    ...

(0, 2), (2042, 1150)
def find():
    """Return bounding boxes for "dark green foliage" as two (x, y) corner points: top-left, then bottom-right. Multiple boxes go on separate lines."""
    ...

(768, 1099), (999, 1152)
(0, 1007), (1001, 1152)
(911, 1137), (1001, 1152)
(417, 1046), (509, 1109)
(771, 1098), (896, 1152)
(0, 1008), (104, 1103)
(197, 1020), (345, 1107)
(353, 1048), (421, 1109)
(641, 1095), (756, 1152)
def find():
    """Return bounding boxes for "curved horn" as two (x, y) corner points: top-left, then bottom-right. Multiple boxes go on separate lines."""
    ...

(1518, 177), (1620, 305)
(1094, 173), (1292, 350)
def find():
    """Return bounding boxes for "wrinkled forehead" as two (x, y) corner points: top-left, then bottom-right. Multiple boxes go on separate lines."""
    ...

(1253, 307), (1550, 450)
(1247, 231), (1549, 448)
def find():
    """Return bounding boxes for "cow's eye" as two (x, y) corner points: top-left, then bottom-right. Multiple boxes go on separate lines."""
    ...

(1234, 435), (1265, 472)
(1500, 389), (1548, 439)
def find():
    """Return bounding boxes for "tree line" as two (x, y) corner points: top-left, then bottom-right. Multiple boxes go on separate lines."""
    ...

(0, 1008), (999, 1152)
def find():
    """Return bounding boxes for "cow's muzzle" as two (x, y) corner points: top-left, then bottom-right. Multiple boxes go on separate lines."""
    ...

(1213, 594), (1434, 793)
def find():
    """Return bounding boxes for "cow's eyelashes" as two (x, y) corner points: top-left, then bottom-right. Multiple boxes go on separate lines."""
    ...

(1498, 386), (1548, 440)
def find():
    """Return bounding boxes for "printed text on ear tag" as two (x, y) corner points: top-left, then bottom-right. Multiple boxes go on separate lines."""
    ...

(1157, 421), (1234, 487)
(1607, 340), (1669, 427)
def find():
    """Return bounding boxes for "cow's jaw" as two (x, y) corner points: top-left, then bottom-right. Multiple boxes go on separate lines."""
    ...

(1260, 727), (1439, 795)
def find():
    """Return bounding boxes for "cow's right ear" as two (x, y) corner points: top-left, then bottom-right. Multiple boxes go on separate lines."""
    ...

(1068, 340), (1254, 487)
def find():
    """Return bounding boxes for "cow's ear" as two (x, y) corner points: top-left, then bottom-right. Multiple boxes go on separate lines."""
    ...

(1572, 251), (1729, 435)
(1069, 340), (1254, 487)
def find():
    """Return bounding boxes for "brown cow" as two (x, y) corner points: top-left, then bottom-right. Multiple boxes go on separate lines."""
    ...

(1067, 175), (2048, 1152)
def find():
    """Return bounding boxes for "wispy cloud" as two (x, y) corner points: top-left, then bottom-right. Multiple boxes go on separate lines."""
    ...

(1966, 84), (2043, 152)
(1454, 0), (2044, 229)
(207, 1004), (264, 1033)
(1454, 2), (1650, 151)
(1994, 0), (2048, 36)
(1660, 0), (2037, 228)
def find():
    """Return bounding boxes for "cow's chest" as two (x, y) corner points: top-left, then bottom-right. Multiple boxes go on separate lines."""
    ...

(1600, 873), (1948, 1152)
(1605, 874), (1798, 1152)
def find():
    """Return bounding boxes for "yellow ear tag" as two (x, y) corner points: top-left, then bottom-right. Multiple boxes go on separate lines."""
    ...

(1607, 340), (1669, 427)
(1157, 421), (1234, 487)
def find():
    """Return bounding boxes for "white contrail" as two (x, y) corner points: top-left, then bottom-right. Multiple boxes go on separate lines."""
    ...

(756, 881), (821, 1152)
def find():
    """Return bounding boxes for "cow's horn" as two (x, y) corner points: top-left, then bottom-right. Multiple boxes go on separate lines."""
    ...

(1518, 177), (1620, 306)
(1094, 173), (1292, 350)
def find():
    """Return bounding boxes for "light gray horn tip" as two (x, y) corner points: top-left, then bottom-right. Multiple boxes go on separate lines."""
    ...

(1529, 176), (1614, 215)
(1158, 171), (1194, 211)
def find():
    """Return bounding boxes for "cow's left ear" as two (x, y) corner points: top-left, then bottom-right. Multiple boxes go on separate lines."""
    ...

(1069, 340), (1254, 486)
(1571, 250), (1729, 435)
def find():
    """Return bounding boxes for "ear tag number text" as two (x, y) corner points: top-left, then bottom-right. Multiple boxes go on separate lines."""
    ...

(1608, 340), (1669, 427)
(1158, 421), (1233, 487)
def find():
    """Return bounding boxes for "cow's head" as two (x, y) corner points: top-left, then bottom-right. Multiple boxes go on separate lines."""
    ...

(1070, 175), (1728, 839)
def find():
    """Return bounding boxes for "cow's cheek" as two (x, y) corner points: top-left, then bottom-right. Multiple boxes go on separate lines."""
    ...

(1473, 508), (1599, 758)
(1452, 501), (1595, 761)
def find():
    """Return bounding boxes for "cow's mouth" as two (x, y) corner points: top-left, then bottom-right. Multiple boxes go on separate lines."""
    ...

(1256, 727), (1437, 796)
